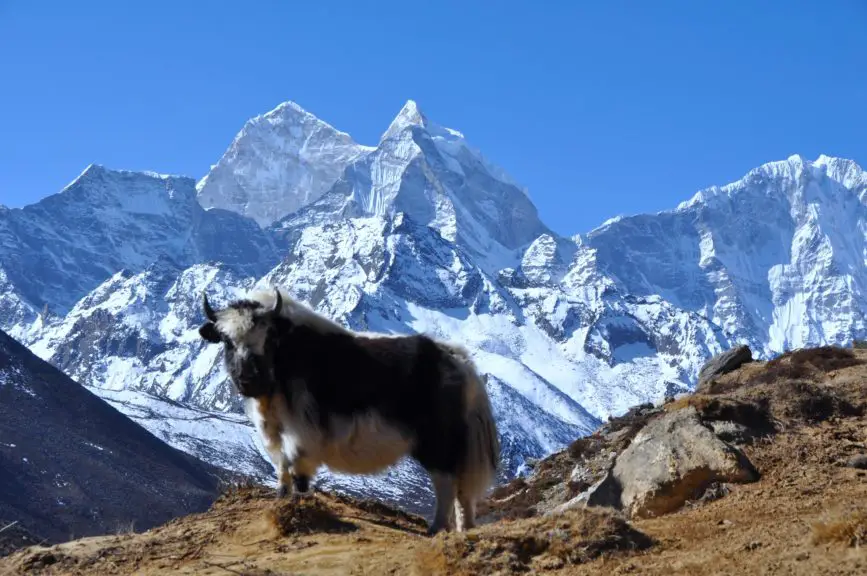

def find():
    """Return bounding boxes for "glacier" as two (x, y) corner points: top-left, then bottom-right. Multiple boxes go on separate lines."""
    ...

(2, 98), (866, 513)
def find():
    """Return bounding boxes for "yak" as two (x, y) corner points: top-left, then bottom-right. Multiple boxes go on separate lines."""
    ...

(197, 286), (500, 534)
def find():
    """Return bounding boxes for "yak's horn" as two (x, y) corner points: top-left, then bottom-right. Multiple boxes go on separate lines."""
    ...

(202, 292), (217, 322)
(272, 287), (282, 315)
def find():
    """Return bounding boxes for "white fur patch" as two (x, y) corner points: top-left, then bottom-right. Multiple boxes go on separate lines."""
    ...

(246, 287), (349, 336)
(216, 308), (255, 342)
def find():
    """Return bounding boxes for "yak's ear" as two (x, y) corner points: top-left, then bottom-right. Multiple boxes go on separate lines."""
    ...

(198, 322), (221, 343)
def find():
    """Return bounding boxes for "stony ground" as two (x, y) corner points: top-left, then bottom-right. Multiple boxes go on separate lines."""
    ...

(2, 346), (867, 575)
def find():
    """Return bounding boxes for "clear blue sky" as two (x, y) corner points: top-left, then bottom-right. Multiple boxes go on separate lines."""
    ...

(2, 1), (865, 236)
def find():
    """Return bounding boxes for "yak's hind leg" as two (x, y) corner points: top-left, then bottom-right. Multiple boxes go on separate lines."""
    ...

(454, 487), (477, 532)
(427, 471), (457, 535)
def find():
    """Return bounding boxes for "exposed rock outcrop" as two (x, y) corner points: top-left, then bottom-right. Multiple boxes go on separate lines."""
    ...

(585, 406), (759, 518)
(696, 344), (753, 393)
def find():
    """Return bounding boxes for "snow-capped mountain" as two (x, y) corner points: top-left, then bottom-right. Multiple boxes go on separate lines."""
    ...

(2, 98), (866, 514)
(270, 100), (550, 272)
(583, 154), (867, 357)
(0, 165), (276, 337)
(196, 101), (373, 228)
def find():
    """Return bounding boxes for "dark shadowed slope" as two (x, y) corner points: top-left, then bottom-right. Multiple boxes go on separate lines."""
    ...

(0, 329), (223, 552)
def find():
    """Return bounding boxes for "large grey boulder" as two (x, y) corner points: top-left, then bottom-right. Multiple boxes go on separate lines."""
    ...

(585, 407), (759, 518)
(697, 345), (753, 393)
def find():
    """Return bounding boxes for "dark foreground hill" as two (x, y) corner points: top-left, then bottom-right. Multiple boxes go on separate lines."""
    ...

(2, 344), (866, 575)
(0, 329), (223, 554)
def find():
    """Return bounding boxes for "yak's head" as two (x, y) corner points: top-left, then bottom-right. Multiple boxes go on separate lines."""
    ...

(198, 288), (286, 398)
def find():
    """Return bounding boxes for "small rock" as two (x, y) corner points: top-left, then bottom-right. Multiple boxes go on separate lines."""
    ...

(845, 454), (867, 470)
(569, 464), (592, 488)
(717, 519), (733, 527)
(699, 482), (732, 502)
(615, 562), (638, 573)
(536, 556), (565, 570)
(697, 345), (753, 393)
(709, 421), (757, 445)
(744, 541), (763, 551)
(795, 552), (810, 561)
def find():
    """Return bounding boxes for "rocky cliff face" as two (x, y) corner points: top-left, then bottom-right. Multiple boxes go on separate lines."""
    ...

(1, 99), (865, 512)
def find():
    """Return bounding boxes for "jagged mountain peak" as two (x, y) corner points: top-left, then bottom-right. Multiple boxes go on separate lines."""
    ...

(379, 100), (525, 194)
(812, 154), (867, 190)
(0, 161), (277, 321)
(266, 99), (546, 271)
(258, 100), (364, 145)
(381, 99), (442, 141)
(676, 154), (867, 212)
(62, 163), (196, 195)
(8, 163), (205, 231)
(196, 100), (373, 227)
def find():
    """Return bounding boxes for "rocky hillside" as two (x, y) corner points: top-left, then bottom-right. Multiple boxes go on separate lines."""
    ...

(0, 329), (224, 554)
(4, 344), (865, 575)
(2, 99), (866, 512)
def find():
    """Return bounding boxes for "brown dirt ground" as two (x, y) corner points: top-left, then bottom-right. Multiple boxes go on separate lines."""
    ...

(3, 347), (867, 575)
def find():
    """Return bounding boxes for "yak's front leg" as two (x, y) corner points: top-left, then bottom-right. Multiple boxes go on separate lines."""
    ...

(255, 398), (292, 499)
(289, 451), (319, 499)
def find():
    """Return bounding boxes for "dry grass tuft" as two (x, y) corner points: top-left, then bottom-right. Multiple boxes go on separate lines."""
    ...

(416, 508), (653, 575)
(216, 474), (263, 502)
(812, 510), (867, 548)
(113, 520), (136, 536)
(663, 395), (773, 428)
(477, 476), (559, 522)
(488, 477), (527, 502)
(760, 346), (861, 381)
(664, 395), (715, 414)
(771, 380), (862, 423)
(267, 496), (358, 536)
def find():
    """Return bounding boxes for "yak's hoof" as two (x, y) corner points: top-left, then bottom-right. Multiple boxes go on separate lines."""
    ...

(293, 474), (310, 494)
(426, 524), (447, 537)
(276, 484), (290, 499)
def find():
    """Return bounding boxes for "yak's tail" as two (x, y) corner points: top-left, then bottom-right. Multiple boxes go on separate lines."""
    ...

(454, 354), (500, 513)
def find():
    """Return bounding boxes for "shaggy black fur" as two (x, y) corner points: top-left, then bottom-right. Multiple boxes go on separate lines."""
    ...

(272, 319), (470, 475)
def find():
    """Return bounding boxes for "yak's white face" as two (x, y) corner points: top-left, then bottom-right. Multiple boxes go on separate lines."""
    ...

(198, 292), (283, 397)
